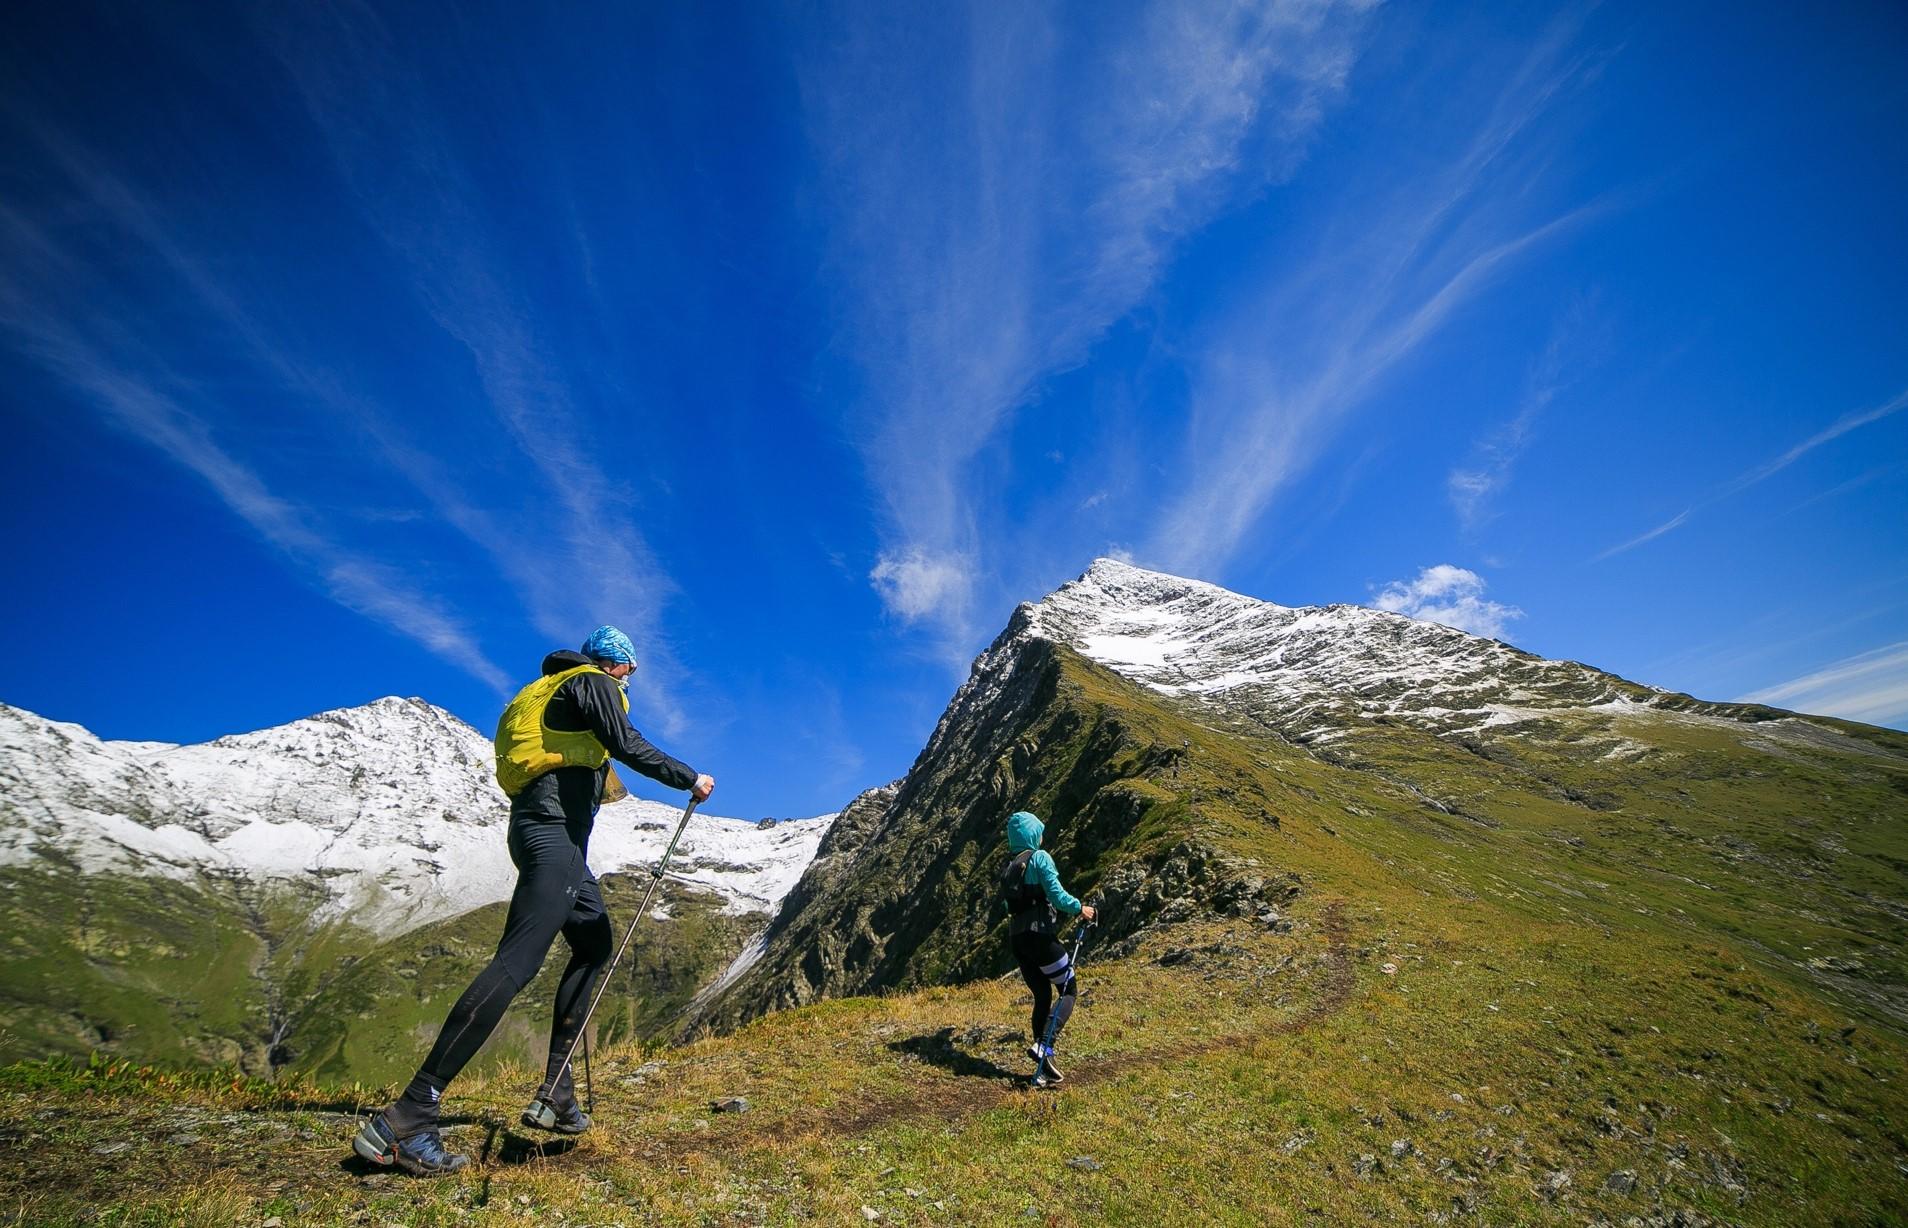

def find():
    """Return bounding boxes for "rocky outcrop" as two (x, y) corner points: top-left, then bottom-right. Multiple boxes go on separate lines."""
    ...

(694, 623), (1290, 1030)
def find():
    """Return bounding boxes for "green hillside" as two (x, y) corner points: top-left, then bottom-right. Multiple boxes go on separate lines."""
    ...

(0, 864), (762, 1087)
(0, 866), (283, 1070)
(4, 642), (1904, 1224)
(285, 872), (762, 1086)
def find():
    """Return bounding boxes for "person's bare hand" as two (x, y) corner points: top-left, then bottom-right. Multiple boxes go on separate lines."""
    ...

(1081, 904), (1097, 923)
(692, 774), (715, 802)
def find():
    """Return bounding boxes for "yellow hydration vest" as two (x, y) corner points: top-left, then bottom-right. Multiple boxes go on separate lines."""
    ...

(493, 664), (630, 797)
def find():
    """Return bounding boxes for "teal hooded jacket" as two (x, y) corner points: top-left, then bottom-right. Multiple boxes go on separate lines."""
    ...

(1006, 811), (1082, 916)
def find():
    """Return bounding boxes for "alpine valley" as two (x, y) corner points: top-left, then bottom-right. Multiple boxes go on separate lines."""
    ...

(4, 559), (1906, 1226)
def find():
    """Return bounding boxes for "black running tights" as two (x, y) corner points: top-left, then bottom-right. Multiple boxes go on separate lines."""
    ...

(1012, 930), (1078, 1048)
(417, 815), (613, 1095)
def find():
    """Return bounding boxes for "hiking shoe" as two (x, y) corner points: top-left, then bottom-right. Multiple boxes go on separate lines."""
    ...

(521, 1096), (592, 1135)
(352, 1113), (470, 1177)
(1027, 1044), (1063, 1085)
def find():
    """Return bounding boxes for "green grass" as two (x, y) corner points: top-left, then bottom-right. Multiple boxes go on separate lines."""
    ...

(0, 868), (272, 1068)
(2, 890), (1901, 1224)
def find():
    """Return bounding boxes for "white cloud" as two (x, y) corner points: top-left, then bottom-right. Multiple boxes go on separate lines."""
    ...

(1593, 509), (1691, 562)
(0, 302), (514, 695)
(1723, 390), (1908, 496)
(1740, 642), (1908, 727)
(6, 10), (697, 732)
(1371, 565), (1523, 640)
(805, 1), (1376, 638)
(869, 549), (975, 624)
(259, 7), (677, 665)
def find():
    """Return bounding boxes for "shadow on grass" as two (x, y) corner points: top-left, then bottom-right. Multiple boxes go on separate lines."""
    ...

(888, 1026), (1023, 1081)
(478, 1120), (582, 1166)
(494, 1133), (581, 1164)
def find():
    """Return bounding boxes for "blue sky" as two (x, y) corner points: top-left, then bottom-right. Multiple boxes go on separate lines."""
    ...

(2, 1), (1904, 819)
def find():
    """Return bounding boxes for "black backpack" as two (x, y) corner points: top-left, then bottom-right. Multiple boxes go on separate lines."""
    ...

(998, 849), (1054, 935)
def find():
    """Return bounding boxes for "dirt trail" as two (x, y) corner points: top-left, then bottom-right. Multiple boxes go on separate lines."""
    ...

(693, 900), (1355, 1150)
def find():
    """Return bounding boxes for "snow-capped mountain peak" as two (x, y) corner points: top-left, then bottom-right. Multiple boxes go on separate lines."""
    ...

(971, 559), (1755, 748)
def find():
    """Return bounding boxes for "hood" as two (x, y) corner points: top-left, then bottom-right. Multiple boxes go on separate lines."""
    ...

(542, 649), (593, 676)
(1006, 810), (1044, 853)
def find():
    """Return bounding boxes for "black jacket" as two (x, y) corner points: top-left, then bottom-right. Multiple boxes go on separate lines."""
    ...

(510, 650), (697, 823)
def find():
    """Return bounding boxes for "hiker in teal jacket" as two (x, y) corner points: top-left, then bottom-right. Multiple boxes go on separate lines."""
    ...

(999, 810), (1095, 1086)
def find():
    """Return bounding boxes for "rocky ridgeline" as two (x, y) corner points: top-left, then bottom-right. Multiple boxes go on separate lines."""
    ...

(1026, 558), (1824, 753)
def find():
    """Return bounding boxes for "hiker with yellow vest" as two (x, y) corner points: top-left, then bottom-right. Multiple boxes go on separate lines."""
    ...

(354, 626), (714, 1178)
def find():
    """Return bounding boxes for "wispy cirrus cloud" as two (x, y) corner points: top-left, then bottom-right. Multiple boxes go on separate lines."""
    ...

(1372, 564), (1523, 640)
(254, 3), (694, 727)
(1593, 508), (1692, 561)
(1142, 9), (1613, 578)
(2, 125), (582, 698)
(803, 0), (1377, 649)
(1741, 641), (1908, 727)
(1596, 385), (1908, 561)
(3, 4), (696, 731)
(0, 263), (513, 694)
(1449, 296), (1600, 530)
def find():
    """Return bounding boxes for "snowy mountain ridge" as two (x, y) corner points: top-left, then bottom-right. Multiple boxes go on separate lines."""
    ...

(0, 696), (831, 935)
(945, 558), (1796, 756)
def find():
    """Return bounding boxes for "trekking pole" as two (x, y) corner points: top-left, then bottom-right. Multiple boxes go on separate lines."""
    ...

(1037, 910), (1098, 1058)
(545, 796), (701, 1109)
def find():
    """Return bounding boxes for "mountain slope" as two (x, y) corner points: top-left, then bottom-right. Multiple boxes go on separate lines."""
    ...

(7, 879), (1904, 1225)
(0, 698), (828, 933)
(702, 559), (1908, 1037)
